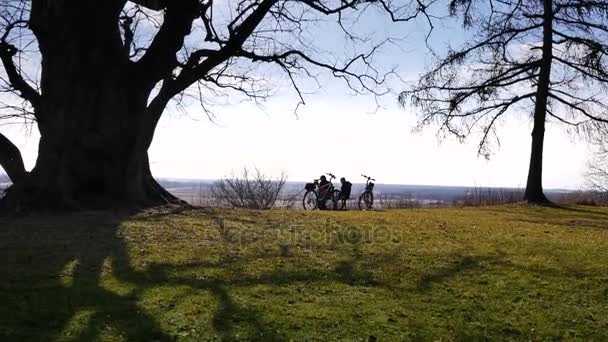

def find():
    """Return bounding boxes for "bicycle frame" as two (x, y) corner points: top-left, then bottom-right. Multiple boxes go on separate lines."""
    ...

(358, 174), (376, 210)
(361, 174), (375, 192)
(302, 173), (339, 210)
(315, 173), (336, 201)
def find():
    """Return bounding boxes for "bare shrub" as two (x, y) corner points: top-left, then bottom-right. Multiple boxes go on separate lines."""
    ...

(586, 133), (608, 198)
(456, 187), (524, 207)
(194, 183), (217, 207)
(586, 166), (608, 193)
(274, 190), (301, 210)
(376, 194), (421, 209)
(211, 167), (287, 210)
(557, 191), (608, 207)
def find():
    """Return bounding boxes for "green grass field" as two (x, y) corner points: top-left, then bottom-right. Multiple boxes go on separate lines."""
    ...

(1, 205), (608, 341)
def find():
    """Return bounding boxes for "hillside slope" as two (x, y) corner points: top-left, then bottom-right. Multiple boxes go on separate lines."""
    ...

(1, 205), (608, 340)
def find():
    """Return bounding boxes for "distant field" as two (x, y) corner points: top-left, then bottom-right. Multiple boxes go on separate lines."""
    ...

(160, 179), (573, 208)
(1, 205), (608, 340)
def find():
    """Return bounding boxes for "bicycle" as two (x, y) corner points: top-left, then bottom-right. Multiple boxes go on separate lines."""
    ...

(358, 174), (375, 210)
(302, 173), (341, 210)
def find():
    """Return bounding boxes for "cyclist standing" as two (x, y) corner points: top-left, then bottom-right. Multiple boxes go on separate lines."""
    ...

(339, 177), (352, 209)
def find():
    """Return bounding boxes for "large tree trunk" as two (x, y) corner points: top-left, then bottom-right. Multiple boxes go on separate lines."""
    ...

(0, 1), (181, 211)
(524, 0), (553, 204)
(0, 132), (27, 184)
(525, 120), (549, 203)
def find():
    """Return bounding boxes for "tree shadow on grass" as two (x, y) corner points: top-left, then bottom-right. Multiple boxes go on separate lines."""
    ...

(0, 209), (384, 341)
(417, 255), (489, 291)
(0, 211), (171, 341)
(483, 204), (608, 220)
(477, 205), (608, 230)
(133, 224), (384, 340)
(415, 251), (604, 293)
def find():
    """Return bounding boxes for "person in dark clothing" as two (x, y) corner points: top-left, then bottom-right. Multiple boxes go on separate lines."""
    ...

(318, 175), (331, 194)
(339, 177), (352, 209)
(318, 175), (331, 209)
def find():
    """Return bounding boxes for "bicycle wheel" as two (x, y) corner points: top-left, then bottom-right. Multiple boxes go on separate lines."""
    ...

(303, 190), (318, 210)
(330, 190), (341, 210)
(358, 191), (374, 210)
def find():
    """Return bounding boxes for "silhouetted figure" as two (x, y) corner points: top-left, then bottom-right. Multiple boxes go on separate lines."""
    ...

(318, 175), (331, 209)
(340, 177), (352, 209)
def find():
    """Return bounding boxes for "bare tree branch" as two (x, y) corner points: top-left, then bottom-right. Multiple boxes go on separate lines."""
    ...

(130, 0), (166, 11)
(401, 0), (608, 155)
(0, 19), (39, 111)
(142, 0), (430, 122)
(134, 0), (200, 88)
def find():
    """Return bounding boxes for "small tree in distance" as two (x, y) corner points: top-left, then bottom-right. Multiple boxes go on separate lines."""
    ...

(400, 0), (608, 203)
(586, 129), (608, 195)
(211, 167), (287, 210)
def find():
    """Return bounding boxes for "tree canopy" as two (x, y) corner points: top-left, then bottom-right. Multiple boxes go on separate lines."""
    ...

(400, 0), (608, 202)
(0, 0), (430, 210)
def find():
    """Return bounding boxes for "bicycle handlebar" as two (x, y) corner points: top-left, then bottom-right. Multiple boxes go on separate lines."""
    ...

(361, 174), (376, 181)
(326, 172), (336, 179)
